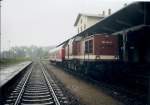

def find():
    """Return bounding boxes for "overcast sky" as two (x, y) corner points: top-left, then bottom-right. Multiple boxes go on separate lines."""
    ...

(1, 0), (149, 50)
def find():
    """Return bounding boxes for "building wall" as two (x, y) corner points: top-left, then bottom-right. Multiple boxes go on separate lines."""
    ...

(76, 15), (103, 34)
(76, 15), (87, 33)
(86, 17), (102, 29)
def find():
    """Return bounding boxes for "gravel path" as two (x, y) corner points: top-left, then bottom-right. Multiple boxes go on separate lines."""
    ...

(46, 63), (124, 105)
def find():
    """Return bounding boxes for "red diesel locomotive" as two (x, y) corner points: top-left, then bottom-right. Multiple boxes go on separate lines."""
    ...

(49, 34), (119, 79)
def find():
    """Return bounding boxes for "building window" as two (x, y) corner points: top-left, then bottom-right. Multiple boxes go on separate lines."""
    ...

(80, 26), (82, 32)
(80, 19), (82, 24)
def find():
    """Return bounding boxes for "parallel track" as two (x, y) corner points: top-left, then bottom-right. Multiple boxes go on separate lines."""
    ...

(4, 62), (69, 105)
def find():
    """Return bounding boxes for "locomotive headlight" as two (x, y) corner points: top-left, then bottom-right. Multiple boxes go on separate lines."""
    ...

(96, 55), (100, 60)
(114, 55), (119, 59)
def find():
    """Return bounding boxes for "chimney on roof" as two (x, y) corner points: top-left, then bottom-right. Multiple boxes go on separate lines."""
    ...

(102, 10), (105, 16)
(108, 8), (111, 15)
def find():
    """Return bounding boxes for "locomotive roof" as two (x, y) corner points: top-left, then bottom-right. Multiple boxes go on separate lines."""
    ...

(57, 1), (150, 47)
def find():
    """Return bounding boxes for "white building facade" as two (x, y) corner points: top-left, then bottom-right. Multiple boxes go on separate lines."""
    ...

(74, 13), (105, 34)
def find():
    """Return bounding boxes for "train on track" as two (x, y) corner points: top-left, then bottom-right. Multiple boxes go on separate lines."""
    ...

(49, 1), (150, 93)
(49, 34), (120, 79)
(49, 31), (150, 80)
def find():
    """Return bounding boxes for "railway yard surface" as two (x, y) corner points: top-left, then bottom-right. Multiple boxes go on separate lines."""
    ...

(0, 60), (125, 105)
(1, 1), (150, 105)
(0, 62), (80, 105)
(45, 62), (124, 105)
(0, 61), (148, 105)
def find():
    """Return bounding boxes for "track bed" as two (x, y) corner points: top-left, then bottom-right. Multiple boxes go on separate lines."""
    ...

(45, 62), (124, 105)
(1, 62), (79, 105)
(45, 62), (148, 105)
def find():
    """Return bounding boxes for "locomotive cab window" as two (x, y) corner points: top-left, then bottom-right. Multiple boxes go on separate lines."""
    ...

(85, 41), (88, 53)
(89, 40), (93, 53)
(85, 39), (93, 54)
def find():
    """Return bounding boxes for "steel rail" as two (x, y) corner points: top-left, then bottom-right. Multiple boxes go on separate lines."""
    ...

(14, 65), (33, 105)
(40, 63), (61, 105)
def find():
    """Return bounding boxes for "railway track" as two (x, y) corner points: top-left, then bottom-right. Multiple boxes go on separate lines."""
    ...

(3, 62), (69, 105)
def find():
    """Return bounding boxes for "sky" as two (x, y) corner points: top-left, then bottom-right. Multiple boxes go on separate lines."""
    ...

(1, 0), (150, 51)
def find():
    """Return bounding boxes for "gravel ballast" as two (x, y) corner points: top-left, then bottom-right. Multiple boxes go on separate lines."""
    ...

(46, 63), (124, 105)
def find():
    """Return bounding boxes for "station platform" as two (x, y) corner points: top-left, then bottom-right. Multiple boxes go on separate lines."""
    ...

(0, 61), (32, 88)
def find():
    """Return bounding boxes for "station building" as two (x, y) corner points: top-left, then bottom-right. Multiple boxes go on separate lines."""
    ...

(74, 13), (105, 33)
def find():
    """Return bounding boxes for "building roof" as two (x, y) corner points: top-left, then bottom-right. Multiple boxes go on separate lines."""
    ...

(58, 1), (150, 47)
(76, 1), (150, 36)
(74, 13), (105, 26)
